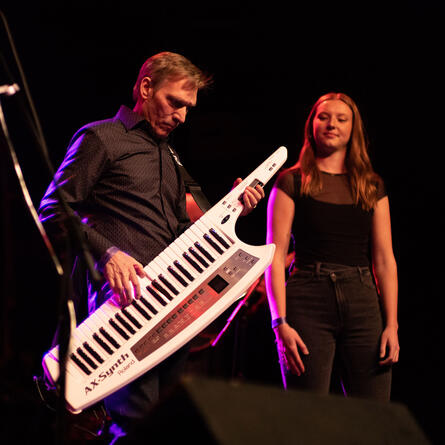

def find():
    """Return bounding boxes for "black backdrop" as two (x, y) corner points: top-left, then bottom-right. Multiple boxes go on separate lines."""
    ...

(0, 3), (441, 443)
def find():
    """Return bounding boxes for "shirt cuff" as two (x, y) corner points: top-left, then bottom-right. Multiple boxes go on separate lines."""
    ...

(97, 246), (121, 272)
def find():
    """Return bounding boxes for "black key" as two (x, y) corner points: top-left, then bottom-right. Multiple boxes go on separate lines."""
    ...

(70, 353), (91, 375)
(147, 286), (167, 306)
(115, 314), (136, 335)
(152, 279), (174, 300)
(158, 275), (179, 296)
(140, 296), (158, 314)
(173, 260), (194, 281)
(183, 252), (203, 272)
(122, 307), (142, 329)
(203, 233), (224, 254)
(77, 347), (98, 369)
(93, 333), (113, 355)
(132, 300), (151, 320)
(188, 247), (209, 268)
(168, 266), (188, 286)
(109, 318), (130, 340)
(210, 228), (230, 249)
(194, 242), (215, 263)
(100, 327), (121, 348)
(83, 342), (104, 364)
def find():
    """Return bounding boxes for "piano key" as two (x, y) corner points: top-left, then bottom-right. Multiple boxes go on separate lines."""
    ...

(94, 306), (114, 329)
(188, 247), (209, 268)
(122, 307), (143, 329)
(151, 256), (185, 290)
(194, 242), (215, 263)
(177, 228), (200, 249)
(157, 255), (190, 287)
(167, 265), (188, 286)
(146, 285), (168, 306)
(171, 240), (199, 278)
(183, 252), (203, 273)
(181, 228), (212, 256)
(94, 307), (131, 343)
(99, 327), (121, 349)
(201, 214), (233, 242)
(150, 255), (169, 275)
(83, 310), (108, 333)
(203, 233), (224, 254)
(158, 274), (179, 296)
(197, 219), (229, 247)
(189, 225), (222, 257)
(77, 347), (98, 370)
(83, 342), (104, 364)
(131, 300), (152, 320)
(209, 227), (231, 249)
(93, 333), (113, 355)
(99, 302), (125, 326)
(173, 260), (194, 282)
(109, 318), (130, 340)
(151, 280), (174, 301)
(120, 302), (147, 327)
(154, 251), (182, 279)
(51, 348), (85, 380)
(75, 326), (104, 362)
(142, 266), (156, 282)
(193, 224), (224, 255)
(150, 262), (183, 295)
(70, 352), (91, 375)
(115, 314), (136, 335)
(83, 317), (115, 353)
(138, 295), (159, 315)
(77, 322), (96, 342)
(69, 328), (87, 349)
(139, 286), (164, 312)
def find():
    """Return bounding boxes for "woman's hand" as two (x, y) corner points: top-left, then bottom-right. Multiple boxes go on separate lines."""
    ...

(274, 323), (309, 376)
(379, 325), (400, 366)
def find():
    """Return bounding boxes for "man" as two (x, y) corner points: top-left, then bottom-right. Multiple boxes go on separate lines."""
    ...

(39, 52), (264, 441)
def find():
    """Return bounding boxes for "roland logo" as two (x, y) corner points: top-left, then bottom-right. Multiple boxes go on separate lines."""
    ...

(84, 353), (130, 395)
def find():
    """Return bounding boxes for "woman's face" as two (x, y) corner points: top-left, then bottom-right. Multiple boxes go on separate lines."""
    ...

(312, 99), (353, 155)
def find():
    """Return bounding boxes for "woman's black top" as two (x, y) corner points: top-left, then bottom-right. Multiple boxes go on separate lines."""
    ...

(275, 169), (386, 267)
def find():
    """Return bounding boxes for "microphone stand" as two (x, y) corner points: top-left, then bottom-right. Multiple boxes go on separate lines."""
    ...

(0, 10), (101, 443)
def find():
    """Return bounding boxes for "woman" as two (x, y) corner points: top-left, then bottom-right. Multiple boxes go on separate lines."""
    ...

(265, 93), (399, 401)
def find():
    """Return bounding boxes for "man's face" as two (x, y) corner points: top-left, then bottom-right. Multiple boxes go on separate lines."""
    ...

(141, 77), (198, 139)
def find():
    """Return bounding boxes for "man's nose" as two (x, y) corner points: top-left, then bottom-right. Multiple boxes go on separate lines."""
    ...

(173, 107), (187, 124)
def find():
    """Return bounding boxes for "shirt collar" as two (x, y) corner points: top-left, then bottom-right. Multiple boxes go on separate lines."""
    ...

(114, 105), (146, 130)
(114, 105), (168, 143)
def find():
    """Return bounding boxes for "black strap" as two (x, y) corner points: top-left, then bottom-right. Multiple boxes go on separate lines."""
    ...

(167, 145), (212, 213)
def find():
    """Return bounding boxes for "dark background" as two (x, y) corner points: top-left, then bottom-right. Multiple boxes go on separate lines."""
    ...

(0, 3), (441, 443)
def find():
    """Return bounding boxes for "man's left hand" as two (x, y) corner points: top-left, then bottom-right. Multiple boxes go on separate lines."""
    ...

(233, 177), (265, 216)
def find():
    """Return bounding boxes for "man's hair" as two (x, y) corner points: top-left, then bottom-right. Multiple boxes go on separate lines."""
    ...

(132, 52), (212, 102)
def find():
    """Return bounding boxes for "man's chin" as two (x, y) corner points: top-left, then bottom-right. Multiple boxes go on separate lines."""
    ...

(153, 129), (170, 140)
(154, 126), (174, 140)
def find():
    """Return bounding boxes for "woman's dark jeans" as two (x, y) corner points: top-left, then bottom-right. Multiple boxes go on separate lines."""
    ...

(284, 262), (392, 402)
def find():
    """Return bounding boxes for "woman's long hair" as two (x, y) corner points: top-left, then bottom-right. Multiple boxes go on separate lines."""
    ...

(296, 92), (379, 211)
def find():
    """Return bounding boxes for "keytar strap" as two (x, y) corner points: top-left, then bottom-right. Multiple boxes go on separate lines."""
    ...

(167, 145), (212, 213)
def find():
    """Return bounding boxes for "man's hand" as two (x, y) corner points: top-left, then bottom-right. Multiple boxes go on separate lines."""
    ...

(232, 177), (265, 216)
(103, 250), (147, 307)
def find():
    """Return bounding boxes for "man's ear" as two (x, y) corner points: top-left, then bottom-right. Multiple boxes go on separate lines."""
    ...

(139, 76), (153, 100)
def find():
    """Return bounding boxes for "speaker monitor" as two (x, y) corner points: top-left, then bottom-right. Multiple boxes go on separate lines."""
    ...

(133, 376), (430, 444)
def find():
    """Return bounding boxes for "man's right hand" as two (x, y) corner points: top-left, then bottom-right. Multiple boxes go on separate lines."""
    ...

(103, 250), (147, 306)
